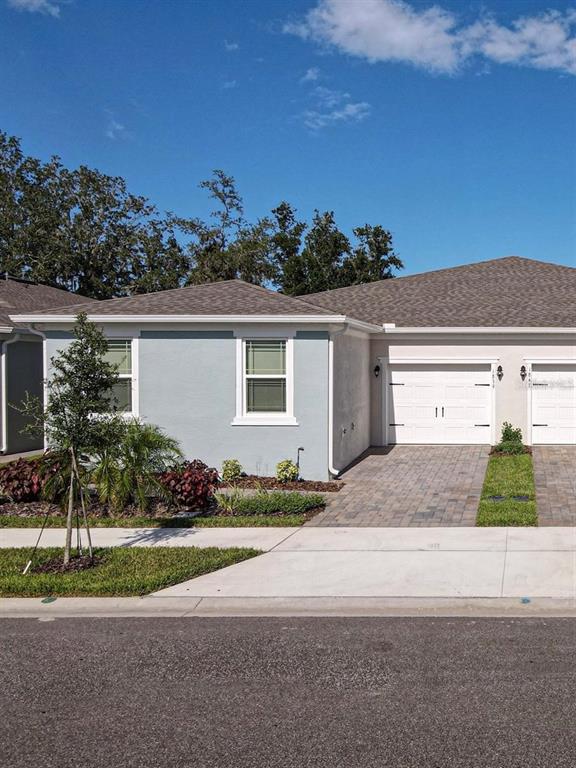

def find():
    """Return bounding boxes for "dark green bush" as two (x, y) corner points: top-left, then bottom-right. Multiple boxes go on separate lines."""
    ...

(218, 491), (325, 516)
(501, 421), (523, 444)
(493, 440), (527, 455)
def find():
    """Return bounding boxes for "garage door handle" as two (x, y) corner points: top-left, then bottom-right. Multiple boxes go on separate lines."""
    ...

(389, 423), (404, 427)
(475, 424), (490, 427)
(441, 406), (444, 417)
(389, 382), (405, 386)
(532, 424), (548, 427)
(435, 407), (438, 417)
(474, 383), (490, 387)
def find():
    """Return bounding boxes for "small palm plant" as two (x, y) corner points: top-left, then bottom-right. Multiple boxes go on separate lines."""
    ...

(93, 420), (182, 514)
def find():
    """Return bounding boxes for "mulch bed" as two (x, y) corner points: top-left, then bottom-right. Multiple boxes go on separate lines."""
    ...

(490, 447), (532, 456)
(0, 499), (188, 520)
(225, 475), (344, 492)
(33, 554), (103, 574)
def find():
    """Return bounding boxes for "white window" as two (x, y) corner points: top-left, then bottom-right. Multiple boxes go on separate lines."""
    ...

(105, 339), (136, 414)
(233, 337), (297, 426)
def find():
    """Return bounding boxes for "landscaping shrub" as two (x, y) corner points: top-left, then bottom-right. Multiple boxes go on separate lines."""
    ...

(215, 490), (325, 516)
(221, 459), (243, 484)
(39, 450), (77, 507)
(159, 460), (219, 509)
(93, 420), (182, 513)
(493, 440), (527, 455)
(492, 422), (527, 454)
(0, 458), (43, 502)
(276, 459), (299, 483)
(501, 422), (523, 444)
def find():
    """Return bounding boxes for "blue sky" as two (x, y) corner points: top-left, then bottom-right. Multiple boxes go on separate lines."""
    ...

(1, 0), (575, 276)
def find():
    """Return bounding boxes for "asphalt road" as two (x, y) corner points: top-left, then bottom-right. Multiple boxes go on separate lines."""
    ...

(2, 617), (576, 767)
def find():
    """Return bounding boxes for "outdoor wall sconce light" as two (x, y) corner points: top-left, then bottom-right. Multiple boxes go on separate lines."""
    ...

(496, 365), (504, 381)
(374, 364), (381, 378)
(520, 365), (527, 382)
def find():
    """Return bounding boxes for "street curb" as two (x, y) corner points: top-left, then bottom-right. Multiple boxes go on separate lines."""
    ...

(2, 596), (576, 618)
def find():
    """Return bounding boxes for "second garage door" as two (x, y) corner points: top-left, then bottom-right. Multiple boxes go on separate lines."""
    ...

(531, 364), (576, 444)
(386, 364), (493, 444)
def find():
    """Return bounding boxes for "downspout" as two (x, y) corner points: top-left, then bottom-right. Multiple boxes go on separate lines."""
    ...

(328, 324), (348, 478)
(1, 332), (21, 453)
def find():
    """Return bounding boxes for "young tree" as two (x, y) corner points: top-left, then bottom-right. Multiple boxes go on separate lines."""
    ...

(25, 314), (123, 564)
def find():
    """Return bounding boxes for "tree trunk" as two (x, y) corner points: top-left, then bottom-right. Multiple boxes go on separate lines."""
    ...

(71, 448), (93, 560)
(64, 460), (75, 565)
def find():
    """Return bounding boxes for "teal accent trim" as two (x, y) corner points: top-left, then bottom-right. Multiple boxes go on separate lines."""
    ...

(44, 330), (74, 339)
(141, 330), (234, 339)
(295, 330), (329, 340)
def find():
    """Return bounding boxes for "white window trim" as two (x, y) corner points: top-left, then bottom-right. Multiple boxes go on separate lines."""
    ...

(232, 337), (297, 426)
(108, 337), (139, 418)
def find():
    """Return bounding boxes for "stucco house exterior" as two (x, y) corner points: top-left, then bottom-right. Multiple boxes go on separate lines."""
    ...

(10, 256), (576, 479)
(0, 275), (95, 454)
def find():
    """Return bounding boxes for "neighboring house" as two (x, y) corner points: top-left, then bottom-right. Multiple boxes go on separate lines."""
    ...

(0, 275), (95, 454)
(10, 256), (576, 479)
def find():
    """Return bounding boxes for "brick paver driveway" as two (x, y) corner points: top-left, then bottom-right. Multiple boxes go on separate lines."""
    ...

(310, 445), (490, 527)
(533, 446), (576, 525)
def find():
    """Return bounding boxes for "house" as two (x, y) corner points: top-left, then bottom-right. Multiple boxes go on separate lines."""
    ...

(10, 256), (576, 479)
(0, 275), (95, 454)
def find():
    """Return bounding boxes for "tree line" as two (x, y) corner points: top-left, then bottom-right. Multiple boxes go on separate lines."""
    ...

(0, 131), (403, 299)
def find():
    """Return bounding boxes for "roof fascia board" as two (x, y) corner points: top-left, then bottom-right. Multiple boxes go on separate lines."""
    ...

(382, 326), (576, 335)
(10, 313), (382, 332)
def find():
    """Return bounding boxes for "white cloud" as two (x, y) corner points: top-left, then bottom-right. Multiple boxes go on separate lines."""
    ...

(105, 117), (126, 141)
(286, 0), (576, 76)
(302, 86), (371, 129)
(224, 40), (240, 51)
(301, 66), (321, 82)
(7, 0), (64, 16)
(222, 79), (238, 89)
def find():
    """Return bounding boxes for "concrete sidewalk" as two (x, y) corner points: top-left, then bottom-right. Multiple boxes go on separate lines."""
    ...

(2, 526), (576, 617)
(0, 526), (299, 551)
(155, 526), (576, 600)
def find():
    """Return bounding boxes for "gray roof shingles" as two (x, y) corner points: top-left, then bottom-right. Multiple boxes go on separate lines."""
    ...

(304, 256), (576, 327)
(12, 279), (337, 319)
(0, 277), (95, 327)
(10, 257), (576, 328)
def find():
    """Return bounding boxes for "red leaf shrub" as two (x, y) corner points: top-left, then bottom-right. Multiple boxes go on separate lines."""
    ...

(0, 458), (43, 502)
(159, 460), (219, 509)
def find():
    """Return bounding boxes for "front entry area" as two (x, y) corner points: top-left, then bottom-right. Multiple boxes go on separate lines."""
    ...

(385, 363), (493, 445)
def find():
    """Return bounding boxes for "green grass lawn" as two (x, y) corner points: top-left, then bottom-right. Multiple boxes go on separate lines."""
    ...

(477, 453), (537, 526)
(0, 546), (260, 597)
(0, 513), (307, 528)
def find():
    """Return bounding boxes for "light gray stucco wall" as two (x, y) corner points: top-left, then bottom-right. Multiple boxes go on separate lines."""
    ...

(5, 335), (44, 453)
(370, 336), (576, 445)
(332, 331), (371, 471)
(139, 330), (329, 479)
(45, 328), (331, 480)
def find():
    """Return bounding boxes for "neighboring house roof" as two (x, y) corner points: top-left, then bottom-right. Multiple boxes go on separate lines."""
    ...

(304, 256), (576, 328)
(0, 276), (95, 329)
(10, 279), (381, 328)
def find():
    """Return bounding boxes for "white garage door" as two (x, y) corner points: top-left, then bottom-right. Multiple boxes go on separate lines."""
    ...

(532, 364), (576, 444)
(386, 364), (493, 444)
